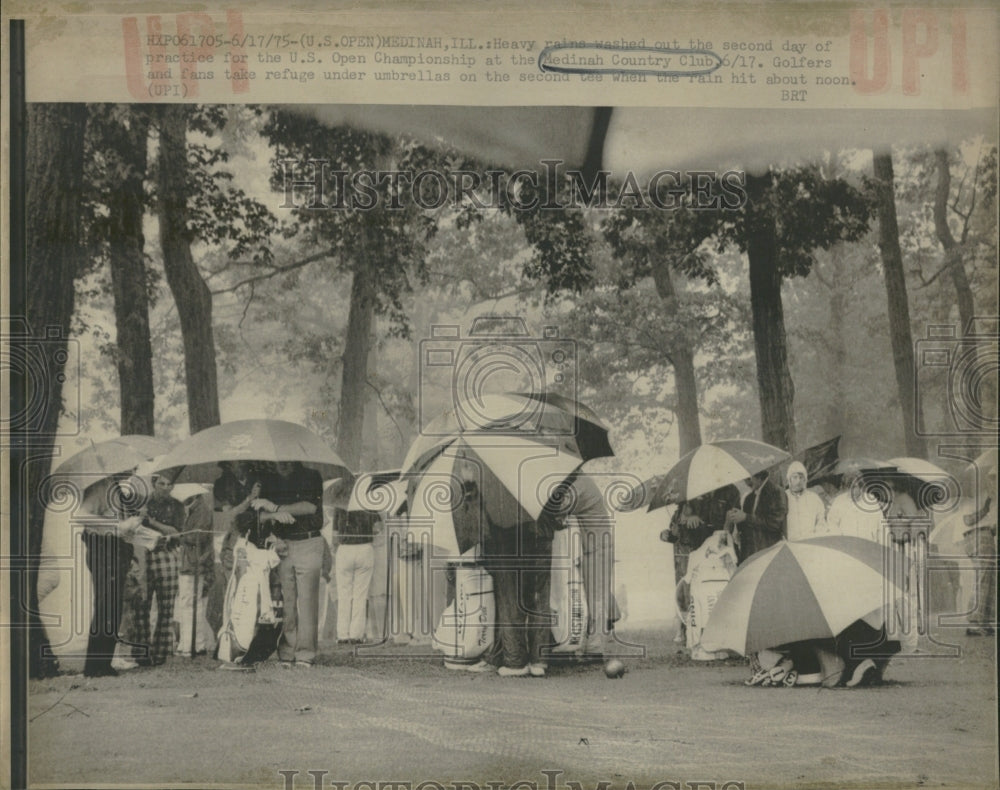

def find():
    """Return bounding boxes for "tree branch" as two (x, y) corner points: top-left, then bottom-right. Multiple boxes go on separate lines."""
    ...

(212, 248), (339, 295)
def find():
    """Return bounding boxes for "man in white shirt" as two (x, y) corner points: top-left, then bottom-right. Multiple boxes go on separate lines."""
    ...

(784, 461), (827, 541)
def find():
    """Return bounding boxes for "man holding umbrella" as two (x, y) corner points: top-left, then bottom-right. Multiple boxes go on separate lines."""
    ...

(727, 469), (788, 564)
(255, 461), (325, 667)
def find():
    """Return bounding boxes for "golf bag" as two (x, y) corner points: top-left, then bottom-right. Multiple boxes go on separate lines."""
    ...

(550, 521), (589, 653)
(433, 549), (495, 662)
(680, 530), (737, 660)
(217, 536), (283, 664)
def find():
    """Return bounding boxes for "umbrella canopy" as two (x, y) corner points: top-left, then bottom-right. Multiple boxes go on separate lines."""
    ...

(647, 439), (791, 510)
(968, 448), (998, 476)
(148, 420), (349, 481)
(401, 392), (612, 476)
(404, 434), (583, 558)
(52, 435), (170, 482)
(886, 457), (952, 484)
(928, 499), (979, 548)
(700, 536), (908, 656)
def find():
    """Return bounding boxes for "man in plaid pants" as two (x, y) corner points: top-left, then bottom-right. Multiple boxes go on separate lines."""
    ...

(133, 473), (184, 666)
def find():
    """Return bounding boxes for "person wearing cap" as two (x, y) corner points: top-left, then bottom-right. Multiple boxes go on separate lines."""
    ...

(255, 461), (325, 667)
(132, 472), (185, 666)
(784, 461), (827, 541)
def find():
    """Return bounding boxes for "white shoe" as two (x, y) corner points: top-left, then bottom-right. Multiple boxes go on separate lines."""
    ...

(528, 663), (547, 677)
(111, 656), (139, 671)
(846, 658), (876, 687)
(497, 665), (530, 677)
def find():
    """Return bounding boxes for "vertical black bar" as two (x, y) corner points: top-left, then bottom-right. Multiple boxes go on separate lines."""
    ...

(9, 18), (28, 790)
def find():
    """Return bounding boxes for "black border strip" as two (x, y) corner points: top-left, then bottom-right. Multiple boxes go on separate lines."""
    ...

(9, 17), (28, 790)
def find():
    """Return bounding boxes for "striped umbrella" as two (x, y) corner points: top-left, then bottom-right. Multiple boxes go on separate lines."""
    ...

(401, 392), (612, 477)
(700, 536), (908, 656)
(646, 439), (791, 511)
(404, 434), (583, 558)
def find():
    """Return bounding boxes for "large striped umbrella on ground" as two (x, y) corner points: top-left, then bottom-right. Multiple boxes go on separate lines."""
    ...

(645, 439), (791, 511)
(700, 536), (908, 656)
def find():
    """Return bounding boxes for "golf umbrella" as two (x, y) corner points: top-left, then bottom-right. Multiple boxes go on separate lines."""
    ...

(404, 434), (583, 559)
(646, 439), (791, 511)
(53, 435), (170, 480)
(928, 498), (979, 548)
(148, 419), (349, 481)
(886, 456), (957, 509)
(401, 392), (613, 477)
(886, 457), (950, 483)
(700, 536), (908, 656)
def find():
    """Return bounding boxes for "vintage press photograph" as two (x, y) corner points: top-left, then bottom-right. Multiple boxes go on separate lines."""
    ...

(4, 6), (999, 790)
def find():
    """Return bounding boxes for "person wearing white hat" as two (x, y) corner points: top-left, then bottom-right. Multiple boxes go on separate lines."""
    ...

(784, 461), (827, 541)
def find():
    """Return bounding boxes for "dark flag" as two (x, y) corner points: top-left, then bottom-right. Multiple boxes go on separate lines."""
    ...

(796, 436), (841, 485)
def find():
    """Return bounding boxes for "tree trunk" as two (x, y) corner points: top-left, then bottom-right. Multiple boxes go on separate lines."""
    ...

(933, 148), (975, 333)
(23, 103), (88, 677)
(873, 151), (926, 457)
(745, 172), (797, 452)
(337, 221), (378, 470)
(156, 105), (221, 434)
(650, 258), (702, 454)
(826, 256), (849, 442)
(108, 110), (155, 435)
(361, 333), (381, 471)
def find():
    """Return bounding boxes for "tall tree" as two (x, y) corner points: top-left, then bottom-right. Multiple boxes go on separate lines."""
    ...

(88, 106), (156, 435)
(24, 103), (88, 677)
(872, 151), (926, 457)
(744, 172), (796, 451)
(262, 113), (441, 467)
(933, 148), (976, 333)
(338, 221), (379, 469)
(156, 105), (221, 434)
(602, 199), (725, 455)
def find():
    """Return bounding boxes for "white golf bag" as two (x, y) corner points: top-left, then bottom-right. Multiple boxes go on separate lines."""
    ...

(550, 521), (589, 653)
(433, 549), (495, 662)
(217, 537), (282, 664)
(681, 530), (738, 660)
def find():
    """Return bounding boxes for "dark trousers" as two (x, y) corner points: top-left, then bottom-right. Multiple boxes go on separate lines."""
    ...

(82, 533), (133, 676)
(836, 619), (901, 683)
(485, 529), (553, 669)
